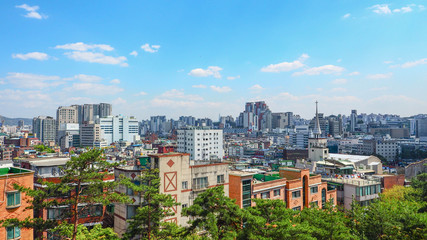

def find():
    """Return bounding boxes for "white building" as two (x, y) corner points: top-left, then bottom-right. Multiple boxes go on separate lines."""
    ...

(99, 115), (139, 145)
(177, 127), (224, 161)
(375, 139), (398, 161)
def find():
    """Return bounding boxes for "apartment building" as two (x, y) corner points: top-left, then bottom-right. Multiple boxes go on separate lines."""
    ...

(114, 152), (228, 237)
(323, 177), (381, 209)
(229, 168), (336, 210)
(177, 127), (224, 161)
(0, 167), (34, 240)
(99, 115), (139, 145)
(33, 116), (56, 143)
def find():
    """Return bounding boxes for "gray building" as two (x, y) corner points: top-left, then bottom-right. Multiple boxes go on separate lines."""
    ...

(33, 116), (56, 143)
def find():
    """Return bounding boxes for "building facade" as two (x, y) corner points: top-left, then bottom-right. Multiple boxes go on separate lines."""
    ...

(99, 115), (139, 145)
(177, 127), (224, 161)
(33, 116), (56, 143)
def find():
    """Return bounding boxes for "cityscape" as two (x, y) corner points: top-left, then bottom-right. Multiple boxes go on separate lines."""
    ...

(0, 1), (426, 240)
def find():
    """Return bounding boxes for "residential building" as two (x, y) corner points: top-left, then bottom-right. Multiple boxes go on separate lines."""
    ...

(177, 127), (224, 161)
(57, 123), (80, 150)
(323, 177), (381, 209)
(350, 110), (357, 132)
(80, 123), (103, 147)
(33, 116), (56, 143)
(150, 116), (166, 133)
(376, 139), (399, 161)
(99, 115), (139, 145)
(56, 106), (78, 142)
(272, 112), (293, 129)
(114, 152), (229, 237)
(280, 168), (337, 210)
(0, 167), (34, 240)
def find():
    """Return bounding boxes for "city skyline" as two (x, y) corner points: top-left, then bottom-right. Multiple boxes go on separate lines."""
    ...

(1, 1), (426, 119)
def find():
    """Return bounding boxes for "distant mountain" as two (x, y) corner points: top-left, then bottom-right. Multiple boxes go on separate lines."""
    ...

(0, 115), (33, 126)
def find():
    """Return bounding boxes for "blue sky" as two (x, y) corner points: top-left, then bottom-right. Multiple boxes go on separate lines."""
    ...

(1, 1), (426, 120)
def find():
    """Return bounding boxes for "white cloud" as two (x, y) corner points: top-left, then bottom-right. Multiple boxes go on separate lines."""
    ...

(210, 85), (231, 93)
(249, 84), (265, 91)
(188, 66), (223, 78)
(112, 97), (127, 105)
(293, 65), (345, 76)
(342, 13), (351, 19)
(141, 43), (160, 53)
(65, 82), (123, 95)
(331, 87), (347, 92)
(370, 4), (392, 14)
(137, 91), (147, 96)
(348, 71), (360, 76)
(161, 89), (203, 101)
(384, 60), (393, 64)
(110, 79), (120, 84)
(16, 4), (46, 19)
(12, 52), (49, 61)
(261, 54), (308, 73)
(65, 51), (128, 66)
(420, 5), (426, 11)
(130, 51), (138, 56)
(393, 5), (414, 13)
(4, 72), (62, 89)
(55, 42), (114, 51)
(367, 73), (393, 80)
(332, 78), (348, 84)
(400, 58), (427, 68)
(227, 75), (240, 80)
(73, 74), (102, 82)
(192, 84), (207, 89)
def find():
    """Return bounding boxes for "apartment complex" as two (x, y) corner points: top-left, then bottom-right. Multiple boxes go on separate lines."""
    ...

(177, 127), (224, 161)
(0, 167), (34, 240)
(114, 153), (229, 237)
(33, 116), (56, 143)
(99, 115), (139, 145)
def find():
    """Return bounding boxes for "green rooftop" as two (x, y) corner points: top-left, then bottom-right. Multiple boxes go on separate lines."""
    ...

(253, 174), (282, 182)
(0, 167), (31, 176)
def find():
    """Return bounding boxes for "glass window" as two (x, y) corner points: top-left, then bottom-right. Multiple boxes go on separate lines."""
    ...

(366, 186), (371, 195)
(274, 189), (281, 196)
(6, 226), (20, 240)
(78, 205), (103, 218)
(6, 192), (21, 208)
(310, 186), (318, 193)
(47, 206), (69, 220)
(193, 177), (208, 189)
(182, 181), (188, 190)
(127, 205), (138, 219)
(261, 192), (270, 199)
(217, 175), (225, 184)
(292, 206), (301, 211)
(292, 190), (301, 199)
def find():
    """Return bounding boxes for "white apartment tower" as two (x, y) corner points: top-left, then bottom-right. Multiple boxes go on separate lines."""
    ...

(99, 115), (139, 145)
(177, 127), (224, 161)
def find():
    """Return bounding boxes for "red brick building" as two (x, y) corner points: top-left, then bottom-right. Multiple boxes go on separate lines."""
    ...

(0, 167), (34, 240)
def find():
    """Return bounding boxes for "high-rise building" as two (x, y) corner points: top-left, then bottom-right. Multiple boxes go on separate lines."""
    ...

(33, 116), (56, 143)
(177, 127), (224, 161)
(350, 110), (357, 132)
(416, 118), (427, 140)
(80, 123), (103, 147)
(56, 106), (78, 142)
(150, 116), (166, 133)
(99, 103), (112, 118)
(238, 101), (272, 131)
(99, 115), (139, 145)
(272, 112), (293, 129)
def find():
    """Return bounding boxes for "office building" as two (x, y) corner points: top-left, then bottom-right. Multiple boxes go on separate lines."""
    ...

(350, 110), (357, 132)
(177, 127), (224, 161)
(33, 116), (56, 143)
(80, 123), (103, 147)
(99, 115), (139, 145)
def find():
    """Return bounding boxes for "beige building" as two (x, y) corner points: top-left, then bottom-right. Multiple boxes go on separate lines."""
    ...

(114, 152), (229, 237)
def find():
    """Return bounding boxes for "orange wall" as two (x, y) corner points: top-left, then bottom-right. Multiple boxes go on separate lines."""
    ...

(0, 172), (34, 240)
(229, 175), (243, 208)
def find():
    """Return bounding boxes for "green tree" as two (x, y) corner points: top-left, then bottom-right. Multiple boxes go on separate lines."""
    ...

(54, 223), (120, 240)
(121, 168), (180, 240)
(410, 172), (427, 212)
(2, 148), (130, 240)
(182, 185), (243, 240)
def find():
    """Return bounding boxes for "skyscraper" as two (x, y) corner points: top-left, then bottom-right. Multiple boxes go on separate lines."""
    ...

(350, 110), (357, 132)
(33, 116), (56, 143)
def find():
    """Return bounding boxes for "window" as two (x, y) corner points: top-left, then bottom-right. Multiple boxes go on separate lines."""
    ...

(292, 206), (301, 211)
(193, 177), (208, 189)
(274, 189), (281, 196)
(6, 191), (21, 208)
(253, 194), (257, 198)
(310, 186), (318, 194)
(127, 205), (138, 219)
(217, 174), (225, 184)
(242, 179), (252, 208)
(292, 190), (301, 199)
(311, 201), (318, 207)
(6, 226), (20, 240)
(261, 192), (270, 199)
(47, 206), (69, 220)
(182, 181), (188, 190)
(182, 204), (188, 209)
(78, 205), (103, 218)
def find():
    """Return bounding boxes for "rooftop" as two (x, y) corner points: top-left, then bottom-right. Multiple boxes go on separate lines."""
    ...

(323, 177), (380, 186)
(329, 153), (372, 163)
(0, 167), (32, 177)
(18, 157), (70, 167)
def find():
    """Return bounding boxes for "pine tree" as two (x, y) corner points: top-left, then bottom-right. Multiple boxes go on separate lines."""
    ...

(121, 168), (180, 240)
(1, 148), (130, 240)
